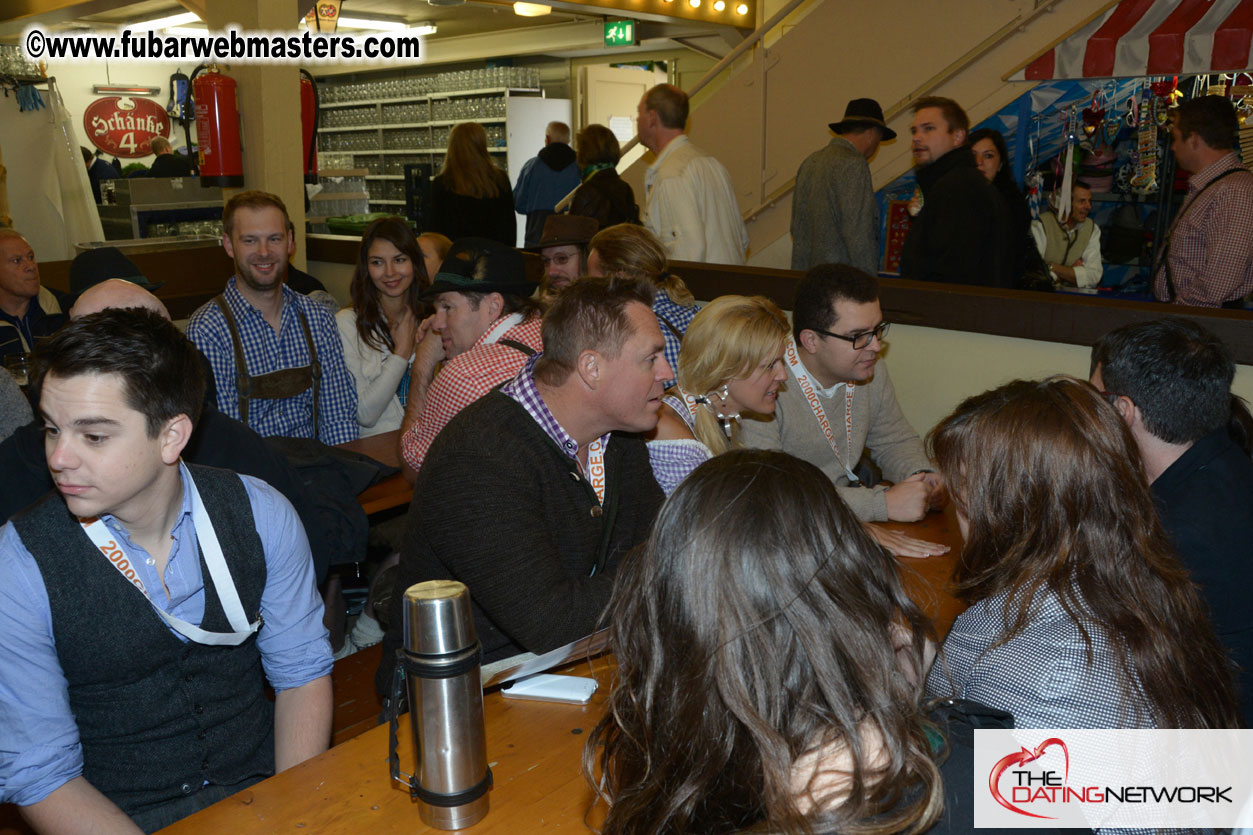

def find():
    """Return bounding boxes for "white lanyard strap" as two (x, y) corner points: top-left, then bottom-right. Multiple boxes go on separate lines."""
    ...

(80, 475), (262, 646)
(783, 336), (860, 485)
(480, 313), (525, 347)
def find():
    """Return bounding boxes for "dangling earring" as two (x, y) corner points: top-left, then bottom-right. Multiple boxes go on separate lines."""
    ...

(710, 384), (740, 436)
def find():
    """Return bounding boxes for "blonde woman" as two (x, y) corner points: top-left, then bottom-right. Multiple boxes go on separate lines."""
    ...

(648, 295), (789, 494)
(428, 122), (515, 244)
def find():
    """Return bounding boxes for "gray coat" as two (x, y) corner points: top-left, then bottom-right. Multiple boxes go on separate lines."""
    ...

(790, 136), (879, 274)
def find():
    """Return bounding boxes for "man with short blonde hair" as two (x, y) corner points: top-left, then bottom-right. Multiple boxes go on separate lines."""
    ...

(148, 136), (194, 178)
(900, 96), (1010, 287)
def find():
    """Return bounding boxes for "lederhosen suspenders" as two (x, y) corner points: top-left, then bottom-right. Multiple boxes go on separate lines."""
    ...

(212, 295), (322, 430)
(496, 338), (536, 356)
(1157, 167), (1253, 306)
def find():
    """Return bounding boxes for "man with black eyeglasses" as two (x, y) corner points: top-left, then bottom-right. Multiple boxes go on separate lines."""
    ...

(741, 265), (945, 540)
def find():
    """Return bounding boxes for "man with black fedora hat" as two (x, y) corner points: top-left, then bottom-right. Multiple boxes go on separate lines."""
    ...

(532, 213), (598, 301)
(398, 237), (544, 478)
(791, 98), (895, 273)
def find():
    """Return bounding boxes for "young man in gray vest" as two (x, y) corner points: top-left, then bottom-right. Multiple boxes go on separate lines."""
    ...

(1030, 180), (1103, 289)
(186, 190), (358, 444)
(0, 309), (332, 833)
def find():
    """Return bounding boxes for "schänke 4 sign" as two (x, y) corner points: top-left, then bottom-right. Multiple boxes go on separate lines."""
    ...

(83, 95), (171, 158)
(974, 729), (1253, 829)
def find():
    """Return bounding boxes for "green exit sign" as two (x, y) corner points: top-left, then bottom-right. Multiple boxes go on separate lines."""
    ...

(604, 20), (636, 47)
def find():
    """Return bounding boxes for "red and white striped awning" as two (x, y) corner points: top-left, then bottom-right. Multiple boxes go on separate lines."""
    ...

(1012, 0), (1253, 80)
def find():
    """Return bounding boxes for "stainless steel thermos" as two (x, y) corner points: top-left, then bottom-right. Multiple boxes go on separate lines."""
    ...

(390, 579), (491, 829)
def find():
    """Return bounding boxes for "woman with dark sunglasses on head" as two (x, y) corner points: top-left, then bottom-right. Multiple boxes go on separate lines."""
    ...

(585, 449), (1019, 835)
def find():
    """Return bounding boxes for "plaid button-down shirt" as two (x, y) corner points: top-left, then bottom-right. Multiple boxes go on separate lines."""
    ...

(187, 279), (359, 444)
(400, 315), (543, 472)
(1153, 152), (1253, 307)
(500, 353), (611, 475)
(653, 290), (698, 387)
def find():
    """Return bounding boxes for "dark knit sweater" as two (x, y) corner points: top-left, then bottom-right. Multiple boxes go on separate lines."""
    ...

(378, 391), (663, 691)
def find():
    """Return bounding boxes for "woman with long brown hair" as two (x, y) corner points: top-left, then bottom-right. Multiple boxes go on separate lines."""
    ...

(428, 122), (515, 245)
(586, 449), (1014, 835)
(926, 376), (1240, 729)
(335, 216), (429, 437)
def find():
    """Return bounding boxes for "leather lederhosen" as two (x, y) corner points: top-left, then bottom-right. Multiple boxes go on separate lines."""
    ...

(213, 295), (322, 431)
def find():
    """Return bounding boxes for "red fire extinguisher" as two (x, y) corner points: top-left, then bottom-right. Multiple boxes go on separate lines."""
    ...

(300, 69), (319, 185)
(191, 63), (244, 188)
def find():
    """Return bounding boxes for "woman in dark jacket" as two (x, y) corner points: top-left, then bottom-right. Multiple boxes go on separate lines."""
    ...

(969, 128), (1048, 289)
(570, 124), (639, 230)
(427, 122), (516, 245)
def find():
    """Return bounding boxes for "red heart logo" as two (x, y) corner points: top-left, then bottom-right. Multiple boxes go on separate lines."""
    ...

(988, 737), (1070, 819)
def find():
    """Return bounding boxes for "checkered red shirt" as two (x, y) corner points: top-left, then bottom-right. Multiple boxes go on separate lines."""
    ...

(400, 315), (543, 472)
(1153, 153), (1253, 307)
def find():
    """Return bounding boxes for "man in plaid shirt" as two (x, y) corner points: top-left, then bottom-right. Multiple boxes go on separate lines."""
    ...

(398, 238), (542, 478)
(187, 192), (358, 444)
(1153, 96), (1253, 308)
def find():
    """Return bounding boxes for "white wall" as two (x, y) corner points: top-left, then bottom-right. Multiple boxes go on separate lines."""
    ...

(47, 57), (189, 166)
(884, 325), (1253, 441)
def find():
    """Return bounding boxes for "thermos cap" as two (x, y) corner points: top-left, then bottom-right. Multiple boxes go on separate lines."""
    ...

(403, 580), (477, 657)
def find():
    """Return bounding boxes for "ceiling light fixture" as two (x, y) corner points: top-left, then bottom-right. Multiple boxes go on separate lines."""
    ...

(336, 16), (404, 31)
(127, 12), (199, 32)
(513, 2), (552, 15)
(714, 0), (725, 9)
(331, 17), (437, 34)
(735, 2), (748, 12)
(688, 0), (701, 7)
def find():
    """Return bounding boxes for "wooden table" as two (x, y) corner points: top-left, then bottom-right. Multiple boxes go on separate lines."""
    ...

(156, 508), (967, 834)
(337, 430), (414, 514)
(881, 503), (967, 637)
(158, 656), (614, 834)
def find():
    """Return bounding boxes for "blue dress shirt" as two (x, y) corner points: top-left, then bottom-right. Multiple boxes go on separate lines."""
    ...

(0, 464), (333, 806)
(186, 278), (359, 444)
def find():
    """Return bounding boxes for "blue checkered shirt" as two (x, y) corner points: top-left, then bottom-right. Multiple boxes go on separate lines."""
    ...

(653, 290), (698, 386)
(501, 353), (610, 472)
(647, 392), (712, 495)
(187, 278), (359, 444)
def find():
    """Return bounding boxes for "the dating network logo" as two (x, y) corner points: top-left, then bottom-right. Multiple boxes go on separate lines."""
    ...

(987, 734), (1232, 820)
(976, 729), (1247, 829)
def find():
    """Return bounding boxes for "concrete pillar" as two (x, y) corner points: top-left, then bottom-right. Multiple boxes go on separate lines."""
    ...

(202, 0), (307, 268)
